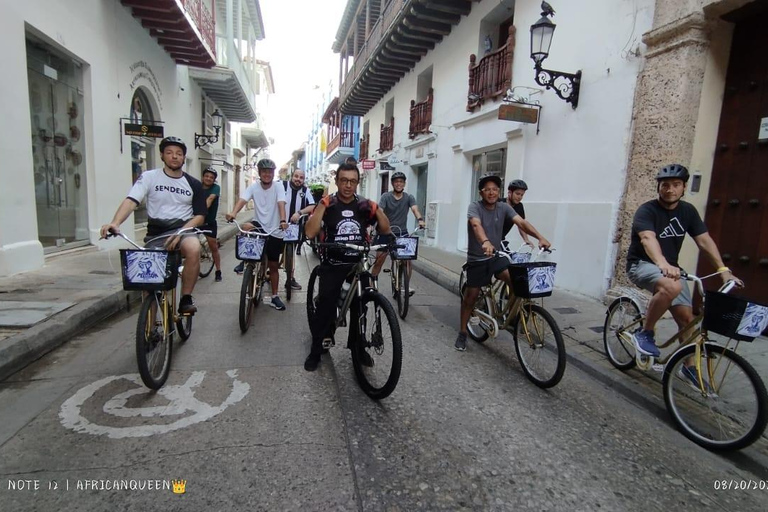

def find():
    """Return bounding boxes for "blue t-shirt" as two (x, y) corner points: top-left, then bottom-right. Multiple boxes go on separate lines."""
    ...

(203, 184), (220, 224)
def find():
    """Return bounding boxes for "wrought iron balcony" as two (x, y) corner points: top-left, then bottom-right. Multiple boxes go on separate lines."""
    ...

(467, 26), (516, 112)
(409, 88), (433, 139)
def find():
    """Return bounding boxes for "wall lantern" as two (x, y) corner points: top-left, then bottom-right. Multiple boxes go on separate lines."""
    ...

(529, 2), (581, 109)
(194, 109), (223, 149)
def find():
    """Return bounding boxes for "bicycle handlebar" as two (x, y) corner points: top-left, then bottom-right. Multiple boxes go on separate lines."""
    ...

(103, 226), (211, 250)
(227, 218), (282, 237)
(678, 270), (738, 296)
(318, 241), (405, 253)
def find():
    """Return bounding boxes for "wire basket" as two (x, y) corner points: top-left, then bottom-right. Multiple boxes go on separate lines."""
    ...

(283, 223), (300, 243)
(703, 291), (768, 342)
(391, 236), (419, 260)
(119, 249), (180, 291)
(509, 262), (557, 298)
(236, 234), (266, 261)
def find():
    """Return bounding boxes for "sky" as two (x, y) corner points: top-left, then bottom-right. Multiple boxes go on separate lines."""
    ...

(256, 0), (348, 167)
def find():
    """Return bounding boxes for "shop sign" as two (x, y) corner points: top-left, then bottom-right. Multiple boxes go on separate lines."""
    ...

(379, 161), (395, 171)
(361, 159), (376, 170)
(498, 104), (539, 124)
(124, 123), (164, 138)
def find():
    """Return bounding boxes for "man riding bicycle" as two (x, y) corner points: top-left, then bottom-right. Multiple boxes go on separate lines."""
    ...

(282, 168), (316, 291)
(201, 166), (223, 282)
(456, 174), (551, 351)
(371, 171), (425, 292)
(100, 136), (206, 315)
(627, 164), (743, 362)
(226, 158), (289, 311)
(503, 179), (533, 247)
(302, 162), (393, 372)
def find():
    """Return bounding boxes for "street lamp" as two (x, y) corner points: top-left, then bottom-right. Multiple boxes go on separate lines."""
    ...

(529, 4), (581, 109)
(194, 109), (223, 149)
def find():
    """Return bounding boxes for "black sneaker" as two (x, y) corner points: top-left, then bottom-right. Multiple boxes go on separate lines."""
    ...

(215, 270), (222, 282)
(454, 332), (467, 351)
(304, 353), (321, 372)
(288, 277), (302, 290)
(270, 296), (286, 311)
(234, 261), (244, 274)
(178, 295), (197, 315)
(358, 350), (374, 367)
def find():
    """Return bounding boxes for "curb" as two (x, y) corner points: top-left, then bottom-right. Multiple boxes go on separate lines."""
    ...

(0, 223), (241, 382)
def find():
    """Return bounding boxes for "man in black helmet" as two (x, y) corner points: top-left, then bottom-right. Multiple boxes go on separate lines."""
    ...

(626, 164), (742, 368)
(456, 174), (551, 351)
(503, 179), (533, 246)
(101, 136), (206, 315)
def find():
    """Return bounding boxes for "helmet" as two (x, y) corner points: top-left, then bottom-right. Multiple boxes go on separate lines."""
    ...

(256, 158), (276, 170)
(478, 174), (502, 191)
(391, 171), (406, 182)
(159, 136), (187, 155)
(508, 179), (528, 191)
(655, 164), (689, 183)
(203, 166), (218, 178)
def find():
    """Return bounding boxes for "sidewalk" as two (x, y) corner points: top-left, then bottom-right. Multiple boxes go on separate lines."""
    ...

(0, 212), (250, 381)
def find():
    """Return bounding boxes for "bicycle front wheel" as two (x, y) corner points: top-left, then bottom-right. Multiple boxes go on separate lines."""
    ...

(397, 262), (409, 319)
(663, 343), (768, 451)
(239, 263), (255, 333)
(136, 293), (172, 390)
(514, 304), (566, 388)
(352, 291), (403, 400)
(603, 297), (641, 370)
(198, 238), (215, 278)
(306, 265), (320, 330)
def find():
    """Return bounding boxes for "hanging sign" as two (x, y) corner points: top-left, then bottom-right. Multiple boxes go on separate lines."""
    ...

(361, 159), (376, 170)
(498, 104), (539, 124)
(379, 161), (395, 171)
(124, 123), (164, 138)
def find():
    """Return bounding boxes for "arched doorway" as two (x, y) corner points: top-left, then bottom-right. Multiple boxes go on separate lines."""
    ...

(129, 87), (160, 225)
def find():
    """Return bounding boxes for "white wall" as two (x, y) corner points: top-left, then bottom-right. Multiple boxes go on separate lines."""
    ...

(355, 0), (654, 298)
(0, 0), (210, 275)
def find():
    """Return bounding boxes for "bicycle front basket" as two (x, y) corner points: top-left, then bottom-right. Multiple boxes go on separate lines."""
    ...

(236, 234), (266, 261)
(510, 251), (532, 264)
(119, 249), (180, 291)
(392, 236), (419, 260)
(283, 223), (300, 242)
(703, 291), (768, 342)
(509, 262), (557, 298)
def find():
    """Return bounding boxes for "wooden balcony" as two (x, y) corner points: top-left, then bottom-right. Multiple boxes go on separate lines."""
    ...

(121, 0), (216, 68)
(467, 26), (515, 112)
(409, 88), (433, 139)
(328, 131), (355, 154)
(360, 134), (370, 160)
(379, 118), (394, 153)
(336, 0), (477, 116)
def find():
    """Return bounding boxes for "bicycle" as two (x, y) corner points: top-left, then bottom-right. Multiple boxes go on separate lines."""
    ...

(384, 227), (423, 320)
(306, 240), (404, 400)
(461, 248), (566, 388)
(230, 219), (280, 333)
(604, 270), (768, 450)
(198, 234), (215, 278)
(107, 226), (209, 389)
(279, 215), (308, 302)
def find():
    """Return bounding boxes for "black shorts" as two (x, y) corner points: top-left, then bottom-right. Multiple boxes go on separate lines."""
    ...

(264, 235), (284, 263)
(465, 256), (509, 288)
(200, 222), (217, 239)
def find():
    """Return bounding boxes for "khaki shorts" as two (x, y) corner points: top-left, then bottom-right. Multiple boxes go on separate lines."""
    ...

(627, 260), (692, 308)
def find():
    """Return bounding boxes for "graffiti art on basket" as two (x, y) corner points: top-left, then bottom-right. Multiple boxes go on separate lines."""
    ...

(737, 303), (768, 338)
(238, 236), (265, 260)
(528, 266), (555, 294)
(283, 223), (300, 242)
(396, 237), (418, 258)
(126, 252), (167, 284)
(510, 252), (531, 264)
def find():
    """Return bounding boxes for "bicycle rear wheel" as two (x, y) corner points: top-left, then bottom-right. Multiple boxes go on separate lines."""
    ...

(663, 343), (768, 451)
(198, 237), (215, 278)
(513, 304), (566, 388)
(239, 263), (255, 333)
(462, 283), (491, 343)
(351, 290), (403, 400)
(136, 293), (172, 390)
(307, 265), (320, 329)
(284, 245), (294, 301)
(603, 297), (641, 370)
(397, 262), (409, 319)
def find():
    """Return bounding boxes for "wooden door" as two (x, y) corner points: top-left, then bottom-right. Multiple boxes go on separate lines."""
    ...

(699, 11), (768, 303)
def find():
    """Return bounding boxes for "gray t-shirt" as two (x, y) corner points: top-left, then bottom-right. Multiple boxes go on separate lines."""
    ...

(379, 192), (416, 235)
(467, 201), (518, 261)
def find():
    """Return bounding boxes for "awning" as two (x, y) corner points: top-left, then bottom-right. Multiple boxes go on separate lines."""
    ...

(189, 67), (256, 123)
(241, 127), (269, 149)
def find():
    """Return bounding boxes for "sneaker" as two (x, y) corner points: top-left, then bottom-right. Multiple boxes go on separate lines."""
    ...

(631, 329), (660, 357)
(270, 296), (286, 311)
(178, 295), (197, 315)
(304, 353), (321, 372)
(215, 270), (222, 282)
(234, 261), (244, 274)
(679, 365), (717, 395)
(358, 350), (374, 367)
(455, 332), (467, 352)
(408, 287), (416, 297)
(288, 277), (302, 290)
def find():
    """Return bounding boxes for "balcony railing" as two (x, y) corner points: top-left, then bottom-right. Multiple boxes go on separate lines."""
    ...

(180, 0), (216, 55)
(360, 134), (370, 159)
(379, 118), (394, 153)
(327, 131), (355, 154)
(409, 89), (433, 139)
(467, 26), (516, 112)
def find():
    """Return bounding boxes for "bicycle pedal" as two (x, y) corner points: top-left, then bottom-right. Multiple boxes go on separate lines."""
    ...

(651, 363), (664, 373)
(322, 338), (335, 349)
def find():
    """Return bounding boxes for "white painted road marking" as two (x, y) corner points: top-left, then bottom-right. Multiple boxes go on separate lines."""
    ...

(59, 370), (249, 438)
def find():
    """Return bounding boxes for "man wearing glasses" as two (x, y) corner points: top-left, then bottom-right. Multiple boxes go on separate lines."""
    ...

(456, 174), (551, 351)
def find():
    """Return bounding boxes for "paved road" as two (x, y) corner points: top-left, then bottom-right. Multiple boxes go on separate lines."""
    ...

(1, 248), (766, 511)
